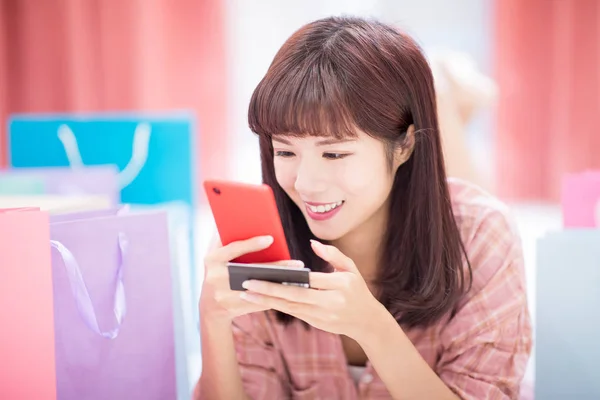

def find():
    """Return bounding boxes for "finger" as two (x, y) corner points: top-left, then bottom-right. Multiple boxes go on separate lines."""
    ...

(240, 292), (315, 316)
(209, 235), (274, 262)
(208, 232), (222, 251)
(242, 280), (323, 304)
(211, 293), (270, 318)
(230, 294), (270, 315)
(308, 271), (349, 290)
(259, 259), (305, 268)
(310, 240), (358, 273)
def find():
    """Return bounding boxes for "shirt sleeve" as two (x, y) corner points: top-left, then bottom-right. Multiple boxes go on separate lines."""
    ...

(436, 207), (533, 400)
(231, 312), (289, 400)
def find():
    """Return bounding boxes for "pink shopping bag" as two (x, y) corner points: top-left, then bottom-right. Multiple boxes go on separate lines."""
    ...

(561, 170), (600, 227)
(0, 208), (57, 399)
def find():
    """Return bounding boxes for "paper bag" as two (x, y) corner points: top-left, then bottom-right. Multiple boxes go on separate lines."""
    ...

(0, 194), (111, 214)
(561, 170), (600, 227)
(8, 112), (196, 206)
(536, 230), (600, 399)
(0, 174), (45, 194)
(0, 166), (120, 204)
(0, 208), (57, 399)
(49, 210), (177, 399)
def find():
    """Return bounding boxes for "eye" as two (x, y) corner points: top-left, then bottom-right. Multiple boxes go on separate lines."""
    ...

(275, 150), (295, 158)
(323, 152), (350, 160)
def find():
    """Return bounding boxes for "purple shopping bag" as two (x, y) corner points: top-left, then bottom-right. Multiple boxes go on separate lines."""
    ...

(0, 166), (120, 204)
(49, 210), (176, 399)
(49, 206), (128, 223)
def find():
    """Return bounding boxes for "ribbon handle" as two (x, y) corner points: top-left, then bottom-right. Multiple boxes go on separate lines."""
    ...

(57, 122), (151, 190)
(50, 233), (128, 339)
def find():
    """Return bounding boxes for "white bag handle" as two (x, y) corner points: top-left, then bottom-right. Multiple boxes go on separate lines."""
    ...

(57, 123), (151, 190)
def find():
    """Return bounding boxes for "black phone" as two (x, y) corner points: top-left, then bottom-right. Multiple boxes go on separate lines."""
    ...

(227, 262), (311, 291)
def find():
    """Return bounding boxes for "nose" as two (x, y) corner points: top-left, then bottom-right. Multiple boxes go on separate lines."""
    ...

(294, 157), (328, 197)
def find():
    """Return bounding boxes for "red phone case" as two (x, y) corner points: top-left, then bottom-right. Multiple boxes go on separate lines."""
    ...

(203, 179), (291, 264)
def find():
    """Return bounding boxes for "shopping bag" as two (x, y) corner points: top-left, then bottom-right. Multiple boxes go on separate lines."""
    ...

(0, 174), (45, 194)
(49, 209), (177, 399)
(130, 202), (198, 397)
(561, 170), (600, 227)
(0, 194), (111, 214)
(8, 112), (196, 206)
(0, 208), (57, 399)
(536, 230), (600, 399)
(0, 166), (120, 204)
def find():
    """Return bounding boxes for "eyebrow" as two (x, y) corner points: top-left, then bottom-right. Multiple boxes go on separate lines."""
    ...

(272, 137), (356, 146)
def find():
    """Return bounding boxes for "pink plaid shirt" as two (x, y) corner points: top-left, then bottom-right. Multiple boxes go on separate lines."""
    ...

(200, 179), (532, 399)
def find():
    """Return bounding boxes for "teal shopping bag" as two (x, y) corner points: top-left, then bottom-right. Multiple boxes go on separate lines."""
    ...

(0, 174), (45, 194)
(8, 112), (197, 206)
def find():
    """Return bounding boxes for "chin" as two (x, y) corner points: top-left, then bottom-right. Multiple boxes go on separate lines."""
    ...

(306, 223), (347, 242)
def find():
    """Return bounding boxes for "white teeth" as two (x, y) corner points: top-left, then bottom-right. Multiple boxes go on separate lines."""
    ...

(308, 201), (343, 214)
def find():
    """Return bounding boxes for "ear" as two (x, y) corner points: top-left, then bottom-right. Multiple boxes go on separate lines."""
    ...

(393, 124), (416, 169)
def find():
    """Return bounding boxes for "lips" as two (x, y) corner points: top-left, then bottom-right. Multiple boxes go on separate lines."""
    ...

(304, 200), (345, 221)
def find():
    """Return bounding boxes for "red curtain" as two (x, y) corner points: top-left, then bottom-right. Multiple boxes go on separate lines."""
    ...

(0, 0), (230, 198)
(494, 0), (600, 201)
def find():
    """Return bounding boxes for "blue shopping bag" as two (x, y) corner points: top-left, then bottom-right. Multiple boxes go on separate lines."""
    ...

(536, 229), (600, 400)
(7, 112), (197, 206)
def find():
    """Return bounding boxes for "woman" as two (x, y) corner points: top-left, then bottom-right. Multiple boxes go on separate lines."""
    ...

(196, 16), (531, 400)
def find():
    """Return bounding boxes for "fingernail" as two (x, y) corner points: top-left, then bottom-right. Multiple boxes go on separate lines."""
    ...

(259, 236), (274, 246)
(310, 240), (326, 253)
(242, 280), (251, 289)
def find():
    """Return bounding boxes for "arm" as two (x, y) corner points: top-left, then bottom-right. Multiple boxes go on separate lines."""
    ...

(435, 236), (532, 399)
(194, 232), (289, 400)
(194, 315), (250, 400)
(194, 232), (248, 399)
(238, 209), (531, 399)
(194, 312), (289, 400)
(358, 306), (460, 400)
(360, 209), (532, 400)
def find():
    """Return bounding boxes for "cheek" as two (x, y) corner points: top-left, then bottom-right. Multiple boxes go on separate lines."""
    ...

(339, 159), (394, 199)
(273, 160), (297, 191)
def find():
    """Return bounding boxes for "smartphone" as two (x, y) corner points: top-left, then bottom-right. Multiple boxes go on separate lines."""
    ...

(203, 179), (291, 264)
(228, 262), (310, 291)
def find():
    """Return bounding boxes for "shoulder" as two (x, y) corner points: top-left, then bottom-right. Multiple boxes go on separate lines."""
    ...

(448, 177), (522, 263)
(447, 178), (526, 304)
(432, 180), (532, 397)
(448, 177), (520, 244)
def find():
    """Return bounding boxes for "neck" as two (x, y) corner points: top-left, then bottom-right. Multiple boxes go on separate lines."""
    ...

(330, 202), (389, 283)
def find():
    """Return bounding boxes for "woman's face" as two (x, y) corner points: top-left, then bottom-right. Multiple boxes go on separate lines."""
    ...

(272, 129), (409, 242)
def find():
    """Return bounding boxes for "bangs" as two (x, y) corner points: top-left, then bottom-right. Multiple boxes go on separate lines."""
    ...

(248, 55), (359, 140)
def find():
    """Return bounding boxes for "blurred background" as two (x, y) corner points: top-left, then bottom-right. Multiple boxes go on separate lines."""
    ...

(1, 0), (599, 399)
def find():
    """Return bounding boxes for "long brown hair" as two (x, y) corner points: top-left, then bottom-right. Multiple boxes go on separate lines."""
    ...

(248, 16), (471, 329)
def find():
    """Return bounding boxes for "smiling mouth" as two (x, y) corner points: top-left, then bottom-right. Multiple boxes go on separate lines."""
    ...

(303, 200), (345, 221)
(306, 200), (344, 214)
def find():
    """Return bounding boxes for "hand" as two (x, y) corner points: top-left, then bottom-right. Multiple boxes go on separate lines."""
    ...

(240, 240), (387, 343)
(199, 235), (304, 324)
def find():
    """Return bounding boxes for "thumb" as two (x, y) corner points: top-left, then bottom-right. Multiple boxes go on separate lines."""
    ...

(310, 240), (358, 273)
